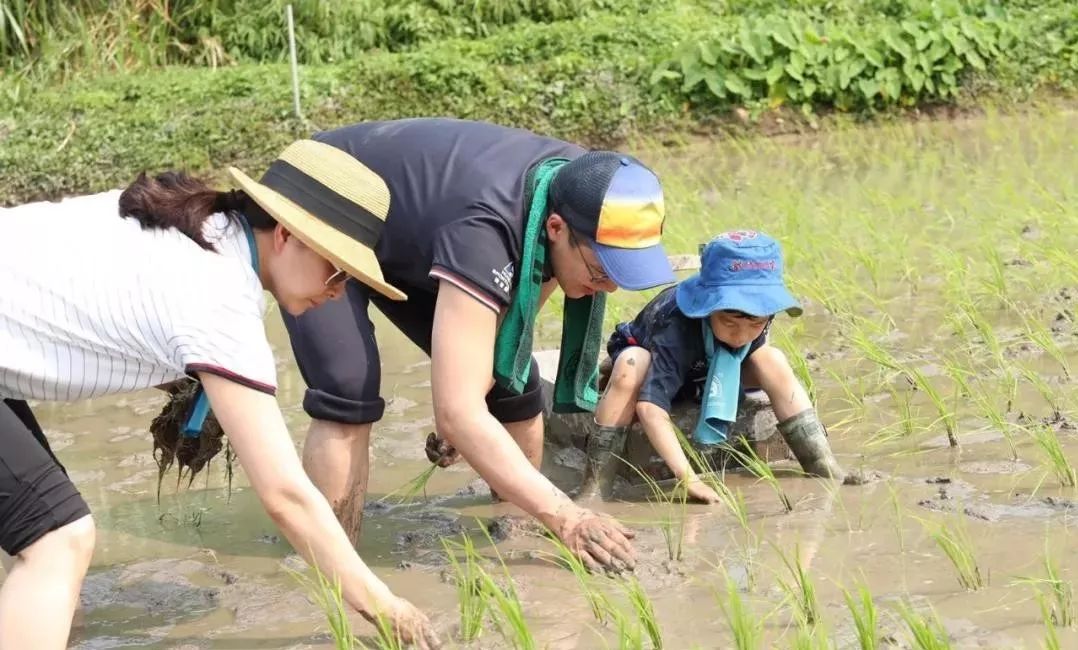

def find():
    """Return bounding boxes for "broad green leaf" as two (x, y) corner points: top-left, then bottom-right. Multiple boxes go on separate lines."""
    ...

(698, 42), (717, 67)
(766, 60), (785, 85)
(802, 79), (817, 98)
(770, 20), (798, 50)
(740, 24), (762, 64)
(742, 66), (769, 81)
(704, 70), (726, 98)
(964, 49), (986, 70)
(909, 69), (926, 92)
(786, 51), (805, 80)
(724, 75), (752, 98)
(882, 28), (912, 60)
(858, 78), (880, 99)
(648, 67), (681, 86)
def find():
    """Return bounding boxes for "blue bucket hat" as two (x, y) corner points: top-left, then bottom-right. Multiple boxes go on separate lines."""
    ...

(675, 230), (803, 319)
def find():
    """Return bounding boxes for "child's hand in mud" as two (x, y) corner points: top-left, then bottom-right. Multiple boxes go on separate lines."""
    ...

(684, 477), (722, 504)
(363, 595), (442, 649)
(424, 432), (460, 468)
(560, 509), (636, 574)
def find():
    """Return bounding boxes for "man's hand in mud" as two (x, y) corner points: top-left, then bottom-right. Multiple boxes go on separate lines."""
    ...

(559, 509), (636, 574)
(424, 432), (460, 468)
(363, 595), (442, 650)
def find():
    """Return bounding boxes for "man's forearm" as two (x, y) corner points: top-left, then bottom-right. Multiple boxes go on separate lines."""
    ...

(441, 409), (577, 527)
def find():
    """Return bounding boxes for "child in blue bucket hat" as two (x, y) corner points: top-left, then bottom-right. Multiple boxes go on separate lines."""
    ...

(577, 230), (844, 502)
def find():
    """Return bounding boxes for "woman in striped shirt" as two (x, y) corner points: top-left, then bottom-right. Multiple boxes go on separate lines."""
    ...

(0, 141), (439, 649)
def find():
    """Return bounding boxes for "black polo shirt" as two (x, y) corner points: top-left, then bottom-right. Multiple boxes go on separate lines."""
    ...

(313, 118), (585, 310)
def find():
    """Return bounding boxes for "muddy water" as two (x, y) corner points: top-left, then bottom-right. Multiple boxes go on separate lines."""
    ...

(6, 110), (1078, 649)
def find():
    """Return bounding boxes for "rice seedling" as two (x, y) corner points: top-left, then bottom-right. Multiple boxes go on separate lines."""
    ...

(1012, 543), (1075, 629)
(1022, 313), (1071, 378)
(1040, 593), (1062, 650)
(722, 440), (793, 513)
(980, 245), (1009, 303)
(672, 427), (754, 540)
(716, 573), (764, 650)
(441, 534), (488, 641)
(378, 463), (437, 505)
(825, 367), (867, 423)
(842, 581), (879, 650)
(905, 366), (959, 447)
(480, 572), (535, 650)
(540, 532), (610, 624)
(973, 390), (1020, 461)
(476, 522), (536, 650)
(1019, 364), (1061, 413)
(286, 556), (406, 650)
(896, 601), (951, 650)
(918, 517), (985, 591)
(1030, 424), (1077, 489)
(623, 577), (663, 649)
(771, 543), (819, 627)
(623, 458), (687, 562)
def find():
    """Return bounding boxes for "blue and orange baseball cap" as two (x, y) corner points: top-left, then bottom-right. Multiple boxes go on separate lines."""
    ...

(548, 152), (675, 290)
(676, 231), (803, 318)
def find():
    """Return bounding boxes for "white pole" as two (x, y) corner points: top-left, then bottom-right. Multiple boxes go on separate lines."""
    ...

(287, 4), (303, 120)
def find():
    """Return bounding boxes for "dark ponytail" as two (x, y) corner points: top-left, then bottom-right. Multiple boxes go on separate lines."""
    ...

(119, 171), (276, 250)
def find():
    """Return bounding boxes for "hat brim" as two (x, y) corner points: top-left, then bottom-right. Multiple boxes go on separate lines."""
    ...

(228, 166), (407, 302)
(675, 275), (802, 319)
(593, 242), (676, 291)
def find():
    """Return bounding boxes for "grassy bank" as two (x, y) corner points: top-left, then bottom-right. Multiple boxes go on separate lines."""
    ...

(1, 0), (1076, 205)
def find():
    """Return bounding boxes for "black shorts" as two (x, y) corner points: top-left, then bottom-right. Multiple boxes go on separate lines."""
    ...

(0, 400), (91, 556)
(281, 279), (545, 425)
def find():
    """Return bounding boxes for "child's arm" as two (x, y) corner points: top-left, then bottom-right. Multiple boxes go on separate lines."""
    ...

(636, 401), (721, 504)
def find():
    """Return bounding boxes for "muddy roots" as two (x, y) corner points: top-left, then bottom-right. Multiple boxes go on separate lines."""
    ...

(150, 379), (235, 502)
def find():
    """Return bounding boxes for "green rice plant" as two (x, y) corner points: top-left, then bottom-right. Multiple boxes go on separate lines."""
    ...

(842, 581), (879, 650)
(973, 390), (1020, 461)
(716, 573), (763, 650)
(772, 326), (816, 404)
(980, 245), (1008, 303)
(604, 603), (644, 650)
(441, 534), (488, 641)
(886, 480), (908, 554)
(771, 543), (819, 627)
(959, 300), (1005, 369)
(479, 572), (534, 650)
(1023, 316), (1072, 378)
(1012, 543), (1075, 630)
(286, 555), (406, 650)
(722, 440), (793, 513)
(378, 463), (437, 505)
(1019, 365), (1061, 413)
(476, 522), (536, 650)
(896, 601), (951, 650)
(539, 532), (610, 624)
(623, 577), (662, 649)
(1031, 424), (1077, 489)
(825, 367), (867, 423)
(622, 458), (687, 562)
(918, 517), (985, 591)
(1040, 593), (1062, 650)
(672, 427), (754, 539)
(905, 366), (958, 447)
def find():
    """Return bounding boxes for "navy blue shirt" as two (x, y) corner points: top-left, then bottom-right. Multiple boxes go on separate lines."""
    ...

(313, 118), (585, 310)
(608, 287), (770, 412)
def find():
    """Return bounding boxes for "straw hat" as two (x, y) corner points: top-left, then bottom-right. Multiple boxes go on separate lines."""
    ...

(228, 140), (407, 301)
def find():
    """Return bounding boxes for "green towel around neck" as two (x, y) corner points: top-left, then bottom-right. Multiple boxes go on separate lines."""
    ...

(493, 158), (606, 414)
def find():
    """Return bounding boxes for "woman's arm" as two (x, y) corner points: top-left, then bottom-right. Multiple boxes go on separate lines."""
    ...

(197, 372), (440, 649)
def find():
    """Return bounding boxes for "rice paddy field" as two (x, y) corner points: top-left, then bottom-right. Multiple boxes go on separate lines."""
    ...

(11, 105), (1077, 649)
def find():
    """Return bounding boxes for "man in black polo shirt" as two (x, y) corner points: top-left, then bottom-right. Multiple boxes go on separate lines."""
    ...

(282, 118), (676, 572)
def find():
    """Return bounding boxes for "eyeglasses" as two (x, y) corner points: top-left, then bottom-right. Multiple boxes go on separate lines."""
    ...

(324, 267), (350, 287)
(567, 230), (610, 284)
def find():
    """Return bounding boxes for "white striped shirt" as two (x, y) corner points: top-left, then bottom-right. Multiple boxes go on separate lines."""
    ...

(0, 190), (277, 401)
